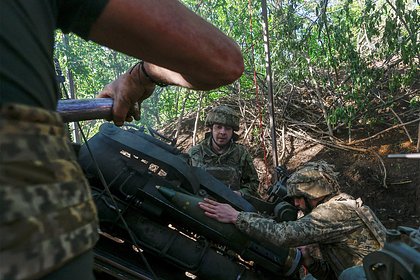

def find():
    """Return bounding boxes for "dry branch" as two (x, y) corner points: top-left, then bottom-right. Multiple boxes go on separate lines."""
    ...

(348, 118), (420, 145)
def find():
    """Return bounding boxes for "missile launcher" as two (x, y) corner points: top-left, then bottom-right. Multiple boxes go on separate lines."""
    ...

(77, 123), (301, 280)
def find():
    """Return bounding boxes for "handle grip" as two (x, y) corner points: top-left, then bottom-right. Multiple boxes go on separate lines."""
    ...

(57, 98), (113, 122)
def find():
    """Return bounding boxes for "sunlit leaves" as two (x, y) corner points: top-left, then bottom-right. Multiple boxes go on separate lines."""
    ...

(53, 0), (418, 140)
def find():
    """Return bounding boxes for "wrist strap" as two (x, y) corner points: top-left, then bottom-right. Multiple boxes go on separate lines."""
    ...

(139, 61), (168, 87)
(129, 62), (139, 74)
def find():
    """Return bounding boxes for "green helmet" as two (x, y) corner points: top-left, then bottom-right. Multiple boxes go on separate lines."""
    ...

(205, 105), (240, 131)
(287, 161), (340, 200)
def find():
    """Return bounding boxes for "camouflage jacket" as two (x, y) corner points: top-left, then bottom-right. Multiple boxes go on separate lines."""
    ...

(0, 104), (99, 279)
(236, 193), (386, 278)
(188, 136), (259, 197)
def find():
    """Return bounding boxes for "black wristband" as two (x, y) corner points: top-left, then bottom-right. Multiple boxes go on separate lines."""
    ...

(139, 61), (168, 87)
(129, 62), (139, 74)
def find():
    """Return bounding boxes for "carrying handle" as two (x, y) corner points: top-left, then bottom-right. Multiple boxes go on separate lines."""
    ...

(57, 98), (113, 122)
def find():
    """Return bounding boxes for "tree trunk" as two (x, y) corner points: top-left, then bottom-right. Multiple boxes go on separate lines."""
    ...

(193, 92), (204, 146)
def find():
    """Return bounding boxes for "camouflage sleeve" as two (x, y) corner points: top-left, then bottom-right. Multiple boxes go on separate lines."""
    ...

(235, 201), (361, 247)
(188, 145), (202, 167)
(238, 147), (259, 197)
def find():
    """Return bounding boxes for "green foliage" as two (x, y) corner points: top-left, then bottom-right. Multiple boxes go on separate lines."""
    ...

(409, 95), (420, 108)
(53, 0), (418, 142)
(267, 0), (418, 131)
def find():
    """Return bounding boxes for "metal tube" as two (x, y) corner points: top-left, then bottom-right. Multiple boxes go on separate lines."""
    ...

(387, 154), (420, 159)
(57, 98), (113, 123)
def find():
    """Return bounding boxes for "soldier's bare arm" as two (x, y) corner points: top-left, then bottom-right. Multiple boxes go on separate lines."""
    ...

(90, 0), (243, 88)
(90, 0), (244, 125)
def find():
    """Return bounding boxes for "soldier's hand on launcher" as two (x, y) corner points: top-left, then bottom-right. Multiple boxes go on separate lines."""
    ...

(199, 198), (239, 224)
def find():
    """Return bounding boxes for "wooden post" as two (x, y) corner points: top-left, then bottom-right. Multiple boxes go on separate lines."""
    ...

(261, 0), (278, 167)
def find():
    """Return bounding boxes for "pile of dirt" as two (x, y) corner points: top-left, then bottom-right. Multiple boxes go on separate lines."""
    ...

(307, 129), (419, 229)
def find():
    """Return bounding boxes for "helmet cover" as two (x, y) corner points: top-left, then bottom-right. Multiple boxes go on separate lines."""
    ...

(287, 161), (340, 200)
(205, 105), (240, 131)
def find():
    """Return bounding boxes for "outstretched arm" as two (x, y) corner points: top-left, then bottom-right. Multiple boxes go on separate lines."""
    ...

(89, 0), (244, 89)
(90, 0), (244, 125)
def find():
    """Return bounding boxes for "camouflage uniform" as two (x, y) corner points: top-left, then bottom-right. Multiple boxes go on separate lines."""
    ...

(0, 104), (99, 279)
(235, 161), (386, 279)
(189, 106), (259, 197)
(189, 136), (259, 197)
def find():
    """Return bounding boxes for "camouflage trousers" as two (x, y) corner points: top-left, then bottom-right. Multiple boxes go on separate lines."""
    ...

(0, 103), (99, 280)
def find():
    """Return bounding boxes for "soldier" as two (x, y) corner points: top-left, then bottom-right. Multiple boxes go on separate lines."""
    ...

(199, 161), (387, 279)
(189, 105), (260, 197)
(0, 0), (243, 279)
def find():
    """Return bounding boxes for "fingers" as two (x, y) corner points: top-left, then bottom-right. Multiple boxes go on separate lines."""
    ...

(132, 101), (141, 121)
(126, 101), (140, 122)
(112, 96), (130, 126)
(99, 71), (155, 126)
(198, 199), (239, 224)
(198, 201), (215, 212)
(97, 91), (111, 99)
(198, 200), (222, 220)
(203, 211), (218, 219)
(116, 97), (143, 125)
(203, 198), (220, 205)
(198, 202), (221, 221)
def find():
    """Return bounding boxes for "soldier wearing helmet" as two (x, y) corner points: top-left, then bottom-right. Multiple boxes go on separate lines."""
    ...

(199, 160), (387, 279)
(188, 105), (259, 197)
(286, 161), (340, 215)
(205, 105), (241, 132)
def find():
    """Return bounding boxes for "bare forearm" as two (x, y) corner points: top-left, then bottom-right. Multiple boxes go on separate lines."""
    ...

(89, 0), (244, 89)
